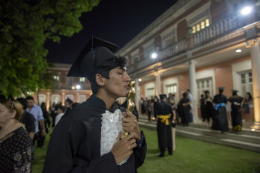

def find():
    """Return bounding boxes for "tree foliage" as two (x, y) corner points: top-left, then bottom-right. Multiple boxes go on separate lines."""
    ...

(0, 0), (99, 97)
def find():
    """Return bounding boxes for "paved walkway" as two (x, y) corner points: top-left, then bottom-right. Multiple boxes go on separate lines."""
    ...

(138, 114), (260, 153)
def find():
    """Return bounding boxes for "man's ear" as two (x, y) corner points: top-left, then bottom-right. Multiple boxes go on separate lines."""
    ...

(95, 74), (106, 87)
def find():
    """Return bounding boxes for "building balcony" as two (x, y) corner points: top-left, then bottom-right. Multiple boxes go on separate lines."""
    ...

(127, 12), (260, 75)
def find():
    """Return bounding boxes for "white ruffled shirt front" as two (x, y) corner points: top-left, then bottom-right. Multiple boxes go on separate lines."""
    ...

(100, 109), (128, 165)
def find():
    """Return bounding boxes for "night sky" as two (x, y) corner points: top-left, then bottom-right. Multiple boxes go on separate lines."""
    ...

(45, 0), (178, 64)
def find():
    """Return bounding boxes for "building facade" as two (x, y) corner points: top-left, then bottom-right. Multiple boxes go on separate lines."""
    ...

(35, 63), (92, 110)
(116, 0), (260, 130)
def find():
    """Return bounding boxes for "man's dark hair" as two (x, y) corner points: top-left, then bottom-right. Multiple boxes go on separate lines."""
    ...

(91, 56), (127, 94)
(65, 98), (73, 104)
(17, 98), (27, 110)
(26, 96), (34, 101)
(186, 89), (190, 92)
(72, 103), (79, 109)
(56, 105), (65, 113)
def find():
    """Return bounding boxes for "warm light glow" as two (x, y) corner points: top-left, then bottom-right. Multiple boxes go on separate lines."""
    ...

(201, 21), (205, 29)
(192, 26), (196, 33)
(152, 117), (155, 120)
(71, 86), (75, 90)
(251, 129), (255, 131)
(205, 19), (210, 27)
(196, 24), (200, 31)
(139, 79), (142, 81)
(241, 7), (252, 15)
(151, 53), (157, 59)
(236, 49), (242, 53)
(76, 85), (81, 89)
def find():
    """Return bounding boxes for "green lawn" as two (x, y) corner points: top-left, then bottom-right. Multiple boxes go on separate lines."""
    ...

(32, 128), (260, 173)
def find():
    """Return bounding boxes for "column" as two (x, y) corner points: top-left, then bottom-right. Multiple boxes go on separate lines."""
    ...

(187, 60), (199, 123)
(47, 92), (50, 110)
(154, 71), (161, 96)
(246, 38), (260, 130)
(76, 93), (79, 103)
(62, 93), (65, 106)
(135, 78), (139, 113)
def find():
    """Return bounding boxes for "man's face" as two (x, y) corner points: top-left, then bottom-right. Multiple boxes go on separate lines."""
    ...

(27, 100), (34, 108)
(103, 67), (131, 98)
(57, 108), (62, 114)
(187, 91), (190, 94)
(65, 101), (70, 108)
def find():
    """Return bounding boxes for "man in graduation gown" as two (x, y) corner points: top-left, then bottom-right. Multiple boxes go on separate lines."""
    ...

(212, 87), (229, 133)
(177, 92), (191, 126)
(228, 90), (244, 132)
(43, 37), (147, 173)
(154, 94), (174, 157)
(204, 91), (215, 124)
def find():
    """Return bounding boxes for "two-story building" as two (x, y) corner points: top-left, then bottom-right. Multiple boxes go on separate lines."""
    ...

(35, 63), (92, 110)
(116, 0), (260, 130)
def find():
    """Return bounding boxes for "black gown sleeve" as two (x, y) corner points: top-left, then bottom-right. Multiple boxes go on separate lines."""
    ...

(133, 134), (147, 169)
(42, 117), (119, 173)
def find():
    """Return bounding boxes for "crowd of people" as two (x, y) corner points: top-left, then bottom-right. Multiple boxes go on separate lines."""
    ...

(0, 94), (80, 172)
(141, 88), (253, 133)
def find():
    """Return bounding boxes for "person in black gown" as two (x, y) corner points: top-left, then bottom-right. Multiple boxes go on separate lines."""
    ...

(177, 92), (191, 126)
(200, 94), (206, 121)
(212, 87), (229, 133)
(228, 90), (244, 132)
(43, 37), (147, 173)
(153, 95), (159, 119)
(154, 94), (173, 157)
(204, 91), (215, 125)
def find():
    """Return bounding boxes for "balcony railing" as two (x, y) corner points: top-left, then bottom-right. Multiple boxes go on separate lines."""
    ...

(127, 10), (259, 74)
(193, 15), (244, 45)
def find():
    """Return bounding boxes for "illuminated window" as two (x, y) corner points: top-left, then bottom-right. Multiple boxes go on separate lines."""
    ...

(192, 26), (196, 33)
(196, 24), (200, 31)
(205, 19), (210, 27)
(201, 21), (205, 29)
(80, 77), (85, 82)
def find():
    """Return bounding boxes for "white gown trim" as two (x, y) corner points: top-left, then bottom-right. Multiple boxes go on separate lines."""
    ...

(100, 109), (128, 165)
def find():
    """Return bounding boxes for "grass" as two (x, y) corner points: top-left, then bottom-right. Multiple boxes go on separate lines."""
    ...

(32, 128), (260, 173)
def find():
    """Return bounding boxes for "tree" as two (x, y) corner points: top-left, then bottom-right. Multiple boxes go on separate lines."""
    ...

(0, 0), (99, 97)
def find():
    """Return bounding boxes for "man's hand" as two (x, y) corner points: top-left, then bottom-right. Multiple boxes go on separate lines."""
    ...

(41, 129), (46, 137)
(111, 134), (137, 164)
(122, 111), (141, 140)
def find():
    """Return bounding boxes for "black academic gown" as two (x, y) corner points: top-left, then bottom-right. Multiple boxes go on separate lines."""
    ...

(200, 98), (206, 120)
(154, 101), (173, 149)
(228, 96), (243, 127)
(204, 98), (215, 120)
(42, 95), (147, 173)
(177, 98), (190, 125)
(212, 94), (229, 132)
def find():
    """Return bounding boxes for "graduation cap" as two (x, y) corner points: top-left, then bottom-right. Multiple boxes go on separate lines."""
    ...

(232, 90), (239, 95)
(204, 90), (209, 95)
(159, 94), (167, 100)
(67, 36), (119, 81)
(65, 98), (73, 104)
(218, 87), (225, 92)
